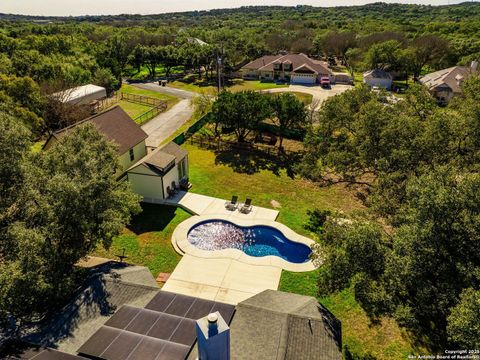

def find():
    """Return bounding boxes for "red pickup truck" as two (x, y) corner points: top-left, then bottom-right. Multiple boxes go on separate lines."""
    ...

(320, 76), (331, 88)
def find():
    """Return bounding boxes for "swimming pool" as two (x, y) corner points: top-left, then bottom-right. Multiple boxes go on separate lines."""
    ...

(187, 220), (312, 264)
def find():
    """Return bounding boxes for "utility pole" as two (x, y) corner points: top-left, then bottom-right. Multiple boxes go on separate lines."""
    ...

(217, 53), (222, 93)
(216, 45), (224, 93)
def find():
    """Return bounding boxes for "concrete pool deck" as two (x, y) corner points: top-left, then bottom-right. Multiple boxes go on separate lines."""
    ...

(162, 254), (282, 305)
(160, 191), (316, 305)
(163, 191), (279, 221)
(172, 215), (317, 272)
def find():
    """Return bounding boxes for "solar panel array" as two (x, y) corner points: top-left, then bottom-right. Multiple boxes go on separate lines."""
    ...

(78, 291), (235, 360)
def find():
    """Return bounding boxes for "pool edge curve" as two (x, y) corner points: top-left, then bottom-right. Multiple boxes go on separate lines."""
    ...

(172, 214), (318, 272)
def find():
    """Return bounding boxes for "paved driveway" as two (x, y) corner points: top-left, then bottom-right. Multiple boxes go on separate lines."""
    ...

(132, 82), (196, 147)
(262, 84), (353, 109)
(132, 82), (195, 99)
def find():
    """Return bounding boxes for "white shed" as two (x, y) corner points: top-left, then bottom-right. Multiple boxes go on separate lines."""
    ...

(52, 84), (107, 105)
(127, 142), (189, 202)
(363, 69), (393, 90)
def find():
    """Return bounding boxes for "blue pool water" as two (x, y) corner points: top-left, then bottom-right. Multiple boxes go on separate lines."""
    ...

(187, 220), (311, 264)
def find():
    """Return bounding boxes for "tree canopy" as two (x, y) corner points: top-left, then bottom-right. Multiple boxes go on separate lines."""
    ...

(0, 115), (140, 334)
(304, 77), (480, 349)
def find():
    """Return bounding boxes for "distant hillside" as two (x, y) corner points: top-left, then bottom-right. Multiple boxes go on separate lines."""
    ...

(1, 2), (480, 26)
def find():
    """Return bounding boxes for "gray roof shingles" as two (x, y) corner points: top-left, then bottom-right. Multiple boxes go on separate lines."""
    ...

(420, 66), (472, 93)
(129, 141), (188, 175)
(188, 289), (342, 360)
(242, 54), (332, 76)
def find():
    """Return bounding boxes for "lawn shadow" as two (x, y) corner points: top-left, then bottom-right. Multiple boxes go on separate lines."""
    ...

(213, 145), (301, 178)
(127, 203), (178, 235)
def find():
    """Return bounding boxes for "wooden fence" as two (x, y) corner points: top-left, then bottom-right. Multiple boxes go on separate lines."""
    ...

(93, 93), (120, 113)
(120, 92), (166, 107)
(187, 136), (304, 157)
(120, 92), (168, 124)
(133, 106), (165, 124)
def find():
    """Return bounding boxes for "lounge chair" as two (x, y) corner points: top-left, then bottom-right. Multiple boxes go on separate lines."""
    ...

(225, 195), (238, 211)
(240, 198), (253, 214)
(180, 177), (192, 190)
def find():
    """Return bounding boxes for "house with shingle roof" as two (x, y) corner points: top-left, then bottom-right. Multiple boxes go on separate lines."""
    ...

(43, 106), (191, 201)
(4, 285), (342, 360)
(363, 68), (393, 90)
(420, 61), (478, 103)
(225, 289), (342, 360)
(43, 106), (149, 176)
(241, 53), (333, 85)
(127, 141), (189, 201)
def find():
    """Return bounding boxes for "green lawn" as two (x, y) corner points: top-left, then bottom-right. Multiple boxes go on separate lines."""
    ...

(93, 204), (191, 276)
(227, 79), (288, 92)
(184, 143), (361, 235)
(117, 84), (181, 124)
(121, 84), (180, 110)
(118, 99), (152, 121)
(168, 78), (288, 94)
(168, 80), (217, 94)
(93, 143), (419, 358)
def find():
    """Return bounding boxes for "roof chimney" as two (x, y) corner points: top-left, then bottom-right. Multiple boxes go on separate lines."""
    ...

(195, 312), (230, 360)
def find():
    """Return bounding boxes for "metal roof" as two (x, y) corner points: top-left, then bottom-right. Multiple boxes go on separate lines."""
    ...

(53, 84), (107, 104)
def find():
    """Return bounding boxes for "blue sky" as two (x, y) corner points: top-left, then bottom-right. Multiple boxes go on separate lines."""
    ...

(0, 0), (468, 16)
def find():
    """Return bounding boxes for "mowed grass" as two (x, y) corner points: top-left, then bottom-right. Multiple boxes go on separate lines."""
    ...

(227, 79), (288, 92)
(184, 143), (361, 235)
(121, 84), (180, 110)
(93, 204), (191, 277)
(169, 79), (288, 94)
(280, 272), (423, 359)
(168, 80), (217, 94)
(184, 143), (421, 359)
(118, 99), (152, 120)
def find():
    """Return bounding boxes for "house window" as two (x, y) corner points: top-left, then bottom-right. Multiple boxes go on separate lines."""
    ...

(178, 158), (187, 179)
(129, 148), (135, 162)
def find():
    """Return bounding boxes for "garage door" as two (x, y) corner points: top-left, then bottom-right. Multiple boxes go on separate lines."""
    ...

(291, 74), (315, 84)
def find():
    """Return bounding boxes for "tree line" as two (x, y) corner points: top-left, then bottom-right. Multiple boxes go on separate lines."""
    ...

(1, 3), (480, 139)
(299, 79), (480, 349)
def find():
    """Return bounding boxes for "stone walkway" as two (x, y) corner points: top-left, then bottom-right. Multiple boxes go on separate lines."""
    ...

(164, 191), (279, 221)
(162, 254), (282, 305)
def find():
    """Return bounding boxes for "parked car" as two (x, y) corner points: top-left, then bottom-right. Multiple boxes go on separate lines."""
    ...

(320, 77), (331, 88)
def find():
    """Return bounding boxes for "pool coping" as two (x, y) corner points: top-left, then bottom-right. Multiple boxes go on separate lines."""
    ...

(171, 214), (318, 272)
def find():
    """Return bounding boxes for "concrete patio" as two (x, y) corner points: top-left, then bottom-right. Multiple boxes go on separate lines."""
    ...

(164, 190), (279, 221)
(158, 191), (307, 305)
(162, 254), (282, 305)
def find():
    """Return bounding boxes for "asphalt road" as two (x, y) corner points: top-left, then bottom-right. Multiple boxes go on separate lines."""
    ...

(133, 82), (196, 148)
